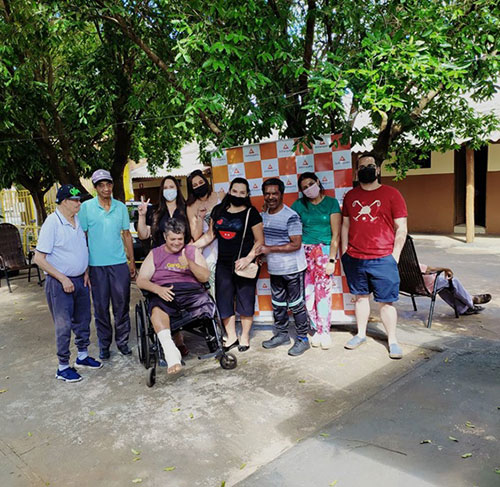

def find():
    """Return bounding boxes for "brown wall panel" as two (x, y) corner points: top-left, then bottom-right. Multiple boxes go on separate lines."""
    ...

(381, 174), (455, 233)
(486, 171), (500, 234)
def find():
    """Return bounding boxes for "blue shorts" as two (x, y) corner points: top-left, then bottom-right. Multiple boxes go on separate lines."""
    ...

(341, 253), (400, 303)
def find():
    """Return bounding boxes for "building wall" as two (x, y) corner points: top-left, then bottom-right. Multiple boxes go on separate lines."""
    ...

(486, 143), (500, 234)
(381, 151), (456, 233)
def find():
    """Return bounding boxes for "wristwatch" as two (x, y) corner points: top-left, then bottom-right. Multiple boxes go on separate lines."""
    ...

(329, 258), (337, 263)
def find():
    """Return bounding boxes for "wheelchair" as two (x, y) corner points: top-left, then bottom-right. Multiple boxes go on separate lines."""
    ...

(134, 285), (237, 387)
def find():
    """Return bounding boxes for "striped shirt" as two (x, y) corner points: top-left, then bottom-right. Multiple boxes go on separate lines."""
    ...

(262, 205), (307, 276)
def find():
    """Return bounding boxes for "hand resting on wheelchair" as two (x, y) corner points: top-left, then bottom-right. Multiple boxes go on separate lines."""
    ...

(136, 219), (214, 374)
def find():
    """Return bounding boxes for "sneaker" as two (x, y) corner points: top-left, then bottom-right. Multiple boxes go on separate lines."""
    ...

(389, 343), (403, 359)
(344, 335), (367, 350)
(288, 338), (310, 356)
(55, 367), (82, 382)
(118, 345), (132, 356)
(262, 334), (291, 349)
(462, 305), (484, 316)
(75, 356), (103, 369)
(99, 348), (111, 360)
(472, 294), (491, 305)
(310, 333), (321, 348)
(320, 333), (332, 350)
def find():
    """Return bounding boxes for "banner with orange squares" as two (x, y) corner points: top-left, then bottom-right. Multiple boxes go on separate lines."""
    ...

(212, 134), (356, 324)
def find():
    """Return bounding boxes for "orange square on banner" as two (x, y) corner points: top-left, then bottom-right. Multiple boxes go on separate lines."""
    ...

(260, 142), (277, 160)
(333, 169), (353, 188)
(331, 134), (351, 151)
(295, 140), (313, 155)
(251, 195), (265, 212)
(283, 192), (298, 207)
(245, 161), (262, 179)
(212, 165), (229, 183)
(278, 157), (296, 175)
(331, 294), (344, 310)
(259, 263), (270, 278)
(258, 295), (273, 311)
(323, 188), (335, 198)
(226, 147), (243, 164)
(314, 152), (333, 171)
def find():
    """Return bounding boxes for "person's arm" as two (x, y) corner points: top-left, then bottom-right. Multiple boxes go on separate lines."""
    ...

(179, 247), (210, 283)
(235, 222), (264, 270)
(121, 230), (137, 279)
(340, 216), (350, 255)
(187, 204), (204, 242)
(193, 220), (216, 249)
(258, 234), (302, 255)
(34, 251), (75, 293)
(392, 217), (407, 263)
(137, 196), (151, 240)
(136, 251), (175, 301)
(424, 265), (453, 279)
(326, 212), (342, 275)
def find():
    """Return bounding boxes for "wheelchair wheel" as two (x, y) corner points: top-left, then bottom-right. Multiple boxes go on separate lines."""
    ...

(135, 303), (147, 365)
(220, 353), (237, 370)
(146, 366), (156, 387)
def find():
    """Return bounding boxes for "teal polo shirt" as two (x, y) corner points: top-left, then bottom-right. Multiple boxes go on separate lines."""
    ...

(79, 197), (130, 266)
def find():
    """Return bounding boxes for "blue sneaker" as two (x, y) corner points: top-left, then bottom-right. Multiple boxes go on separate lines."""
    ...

(55, 367), (82, 382)
(389, 343), (403, 359)
(344, 335), (367, 350)
(75, 356), (103, 369)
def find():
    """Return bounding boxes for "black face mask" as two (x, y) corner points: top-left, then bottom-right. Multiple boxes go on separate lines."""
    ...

(192, 183), (209, 198)
(358, 166), (378, 184)
(229, 194), (247, 207)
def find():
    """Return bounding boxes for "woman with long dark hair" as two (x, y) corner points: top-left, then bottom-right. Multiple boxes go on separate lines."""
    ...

(186, 169), (224, 290)
(291, 172), (341, 350)
(137, 176), (190, 248)
(195, 177), (263, 352)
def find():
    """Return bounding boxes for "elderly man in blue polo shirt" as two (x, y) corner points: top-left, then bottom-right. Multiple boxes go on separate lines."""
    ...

(79, 169), (136, 359)
(35, 185), (102, 382)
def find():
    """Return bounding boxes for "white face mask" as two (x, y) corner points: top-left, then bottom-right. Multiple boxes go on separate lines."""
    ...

(303, 182), (320, 199)
(163, 188), (177, 202)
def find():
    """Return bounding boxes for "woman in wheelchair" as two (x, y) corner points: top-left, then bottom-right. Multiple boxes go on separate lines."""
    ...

(136, 219), (215, 374)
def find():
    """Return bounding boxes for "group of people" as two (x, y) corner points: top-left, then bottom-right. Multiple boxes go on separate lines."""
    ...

(36, 154), (492, 382)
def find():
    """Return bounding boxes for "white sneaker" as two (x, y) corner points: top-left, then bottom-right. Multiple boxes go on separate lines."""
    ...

(320, 332), (332, 350)
(310, 333), (321, 348)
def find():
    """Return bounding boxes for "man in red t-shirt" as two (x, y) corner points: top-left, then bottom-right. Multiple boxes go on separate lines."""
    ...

(341, 153), (408, 358)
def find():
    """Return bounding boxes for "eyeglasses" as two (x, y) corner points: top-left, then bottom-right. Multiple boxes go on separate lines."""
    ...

(359, 164), (376, 169)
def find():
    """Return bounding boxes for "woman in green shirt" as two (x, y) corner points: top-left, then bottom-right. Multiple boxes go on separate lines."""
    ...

(292, 172), (341, 349)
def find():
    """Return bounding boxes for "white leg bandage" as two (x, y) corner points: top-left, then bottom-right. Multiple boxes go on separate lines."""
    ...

(157, 329), (182, 368)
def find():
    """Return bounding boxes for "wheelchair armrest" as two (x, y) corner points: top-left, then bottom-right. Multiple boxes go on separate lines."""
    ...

(202, 281), (210, 290)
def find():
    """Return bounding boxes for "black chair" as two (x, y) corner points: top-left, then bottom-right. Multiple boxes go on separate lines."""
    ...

(398, 235), (459, 328)
(0, 223), (42, 292)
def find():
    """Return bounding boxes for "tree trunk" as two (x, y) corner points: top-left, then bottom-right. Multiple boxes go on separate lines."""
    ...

(31, 188), (48, 224)
(465, 146), (475, 243)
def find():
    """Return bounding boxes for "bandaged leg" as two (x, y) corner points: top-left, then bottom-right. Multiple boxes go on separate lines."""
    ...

(157, 329), (182, 374)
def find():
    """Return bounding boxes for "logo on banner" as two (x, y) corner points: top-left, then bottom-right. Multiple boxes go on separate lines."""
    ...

(261, 159), (279, 177)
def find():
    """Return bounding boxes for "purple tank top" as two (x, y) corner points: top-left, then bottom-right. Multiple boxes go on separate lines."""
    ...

(151, 244), (198, 285)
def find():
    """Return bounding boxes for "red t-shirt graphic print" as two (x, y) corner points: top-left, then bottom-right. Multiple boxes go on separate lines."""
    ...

(342, 185), (407, 259)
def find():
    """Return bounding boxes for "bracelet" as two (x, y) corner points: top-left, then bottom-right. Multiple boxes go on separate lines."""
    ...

(329, 258), (336, 263)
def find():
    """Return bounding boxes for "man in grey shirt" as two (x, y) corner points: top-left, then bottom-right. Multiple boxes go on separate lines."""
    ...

(258, 178), (310, 356)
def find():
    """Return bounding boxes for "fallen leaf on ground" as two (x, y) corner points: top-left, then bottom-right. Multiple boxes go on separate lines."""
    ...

(315, 399), (326, 403)
(240, 463), (246, 470)
(27, 432), (32, 437)
(298, 379), (306, 383)
(189, 413), (194, 419)
(420, 439), (432, 444)
(132, 479), (142, 484)
(444, 357), (449, 363)
(163, 466), (175, 471)
(131, 449), (141, 455)
(494, 467), (500, 474)
(465, 421), (475, 428)
(448, 436), (459, 442)
(0, 389), (7, 393)
(320, 433), (330, 437)
(171, 407), (181, 412)
(329, 481), (338, 486)
(89, 411), (96, 416)
(132, 457), (141, 462)
(221, 482), (226, 487)
(461, 453), (472, 458)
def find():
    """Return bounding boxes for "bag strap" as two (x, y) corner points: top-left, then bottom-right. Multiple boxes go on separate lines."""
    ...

(237, 208), (252, 261)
